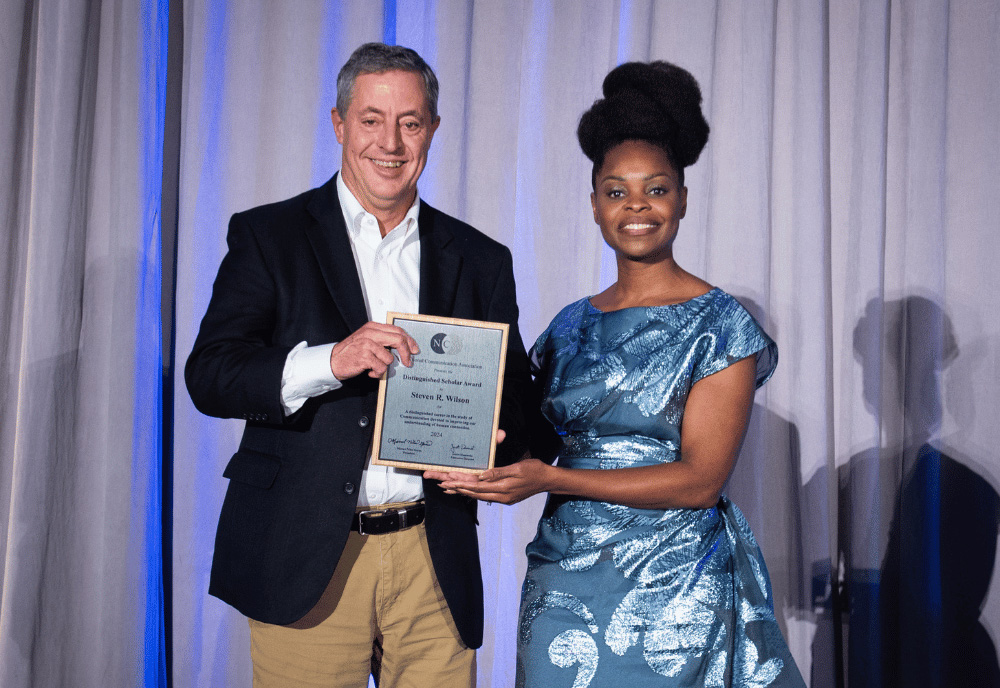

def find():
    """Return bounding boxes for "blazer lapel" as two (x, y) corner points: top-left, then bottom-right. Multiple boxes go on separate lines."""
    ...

(304, 174), (369, 332)
(418, 201), (462, 317)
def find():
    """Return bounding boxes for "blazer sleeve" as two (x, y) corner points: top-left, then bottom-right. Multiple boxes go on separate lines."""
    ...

(185, 211), (293, 424)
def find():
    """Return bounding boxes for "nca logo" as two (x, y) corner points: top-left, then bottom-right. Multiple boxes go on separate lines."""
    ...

(430, 333), (462, 355)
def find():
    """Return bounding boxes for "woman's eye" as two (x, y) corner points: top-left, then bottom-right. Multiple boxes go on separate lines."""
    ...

(649, 186), (667, 195)
(607, 189), (625, 198)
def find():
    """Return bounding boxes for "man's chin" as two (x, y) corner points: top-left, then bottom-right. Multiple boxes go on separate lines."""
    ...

(365, 184), (416, 208)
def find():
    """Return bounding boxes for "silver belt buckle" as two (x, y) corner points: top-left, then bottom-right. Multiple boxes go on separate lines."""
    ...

(357, 507), (400, 535)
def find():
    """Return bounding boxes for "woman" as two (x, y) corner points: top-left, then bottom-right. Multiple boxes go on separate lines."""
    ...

(430, 61), (805, 687)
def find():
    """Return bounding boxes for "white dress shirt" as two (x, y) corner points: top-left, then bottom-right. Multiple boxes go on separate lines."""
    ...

(279, 174), (423, 506)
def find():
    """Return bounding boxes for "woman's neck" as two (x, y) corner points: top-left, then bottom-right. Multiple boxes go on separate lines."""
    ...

(593, 259), (711, 310)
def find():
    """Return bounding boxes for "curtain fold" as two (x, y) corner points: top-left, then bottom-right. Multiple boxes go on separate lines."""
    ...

(0, 0), (168, 686)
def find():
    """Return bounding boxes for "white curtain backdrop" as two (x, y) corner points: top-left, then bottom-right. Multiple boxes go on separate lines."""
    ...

(0, 0), (167, 686)
(173, 1), (1000, 686)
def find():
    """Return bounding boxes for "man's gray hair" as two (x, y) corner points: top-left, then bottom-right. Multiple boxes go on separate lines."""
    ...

(336, 43), (440, 120)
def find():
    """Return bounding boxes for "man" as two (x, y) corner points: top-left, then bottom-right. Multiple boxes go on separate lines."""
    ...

(186, 43), (536, 686)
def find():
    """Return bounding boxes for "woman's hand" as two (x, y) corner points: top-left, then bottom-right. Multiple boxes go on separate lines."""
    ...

(425, 458), (552, 505)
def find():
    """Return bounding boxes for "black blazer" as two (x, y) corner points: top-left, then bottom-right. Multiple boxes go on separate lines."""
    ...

(185, 174), (537, 649)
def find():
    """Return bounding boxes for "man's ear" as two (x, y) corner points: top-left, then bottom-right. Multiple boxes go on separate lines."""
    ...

(331, 108), (345, 145)
(426, 115), (441, 144)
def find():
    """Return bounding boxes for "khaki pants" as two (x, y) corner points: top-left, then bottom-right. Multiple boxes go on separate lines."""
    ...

(248, 520), (475, 688)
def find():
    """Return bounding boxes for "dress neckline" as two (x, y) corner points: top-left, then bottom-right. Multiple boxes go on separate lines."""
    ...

(586, 287), (719, 314)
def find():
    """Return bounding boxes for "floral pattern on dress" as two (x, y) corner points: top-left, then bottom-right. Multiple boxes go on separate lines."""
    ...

(516, 290), (804, 687)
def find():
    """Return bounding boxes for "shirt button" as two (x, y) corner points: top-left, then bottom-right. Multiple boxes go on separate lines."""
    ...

(343, 482), (356, 495)
(358, 416), (370, 428)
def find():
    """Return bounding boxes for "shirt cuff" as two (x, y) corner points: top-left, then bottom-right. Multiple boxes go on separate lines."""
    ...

(280, 341), (342, 415)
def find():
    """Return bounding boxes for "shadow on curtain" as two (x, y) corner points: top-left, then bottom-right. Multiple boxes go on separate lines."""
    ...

(840, 296), (1000, 688)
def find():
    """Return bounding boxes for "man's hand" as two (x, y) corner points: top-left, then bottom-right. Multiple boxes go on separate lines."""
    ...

(330, 322), (420, 380)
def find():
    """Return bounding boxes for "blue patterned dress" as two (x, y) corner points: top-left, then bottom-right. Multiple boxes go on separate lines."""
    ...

(517, 288), (804, 687)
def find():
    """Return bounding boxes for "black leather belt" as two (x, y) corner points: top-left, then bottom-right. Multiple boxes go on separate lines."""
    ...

(352, 503), (425, 535)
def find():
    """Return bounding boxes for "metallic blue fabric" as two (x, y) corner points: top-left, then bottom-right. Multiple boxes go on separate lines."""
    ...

(517, 289), (804, 687)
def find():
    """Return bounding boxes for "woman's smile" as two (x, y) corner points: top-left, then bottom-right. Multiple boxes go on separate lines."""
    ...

(619, 220), (660, 234)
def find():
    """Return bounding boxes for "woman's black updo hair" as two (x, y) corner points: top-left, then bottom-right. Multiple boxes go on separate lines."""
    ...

(578, 60), (709, 188)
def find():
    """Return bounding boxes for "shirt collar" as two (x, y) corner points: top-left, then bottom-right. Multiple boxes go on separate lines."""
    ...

(336, 173), (421, 240)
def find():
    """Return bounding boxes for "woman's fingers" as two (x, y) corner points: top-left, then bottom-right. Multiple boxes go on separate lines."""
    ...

(424, 470), (479, 483)
(452, 486), (517, 504)
(428, 459), (546, 506)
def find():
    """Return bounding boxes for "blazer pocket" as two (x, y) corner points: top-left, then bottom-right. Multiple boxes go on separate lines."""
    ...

(223, 448), (280, 489)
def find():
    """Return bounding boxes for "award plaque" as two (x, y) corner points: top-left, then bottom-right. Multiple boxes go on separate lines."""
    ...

(370, 313), (509, 473)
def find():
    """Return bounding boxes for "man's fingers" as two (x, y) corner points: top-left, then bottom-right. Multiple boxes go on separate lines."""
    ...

(405, 333), (420, 356)
(332, 321), (424, 379)
(361, 322), (417, 347)
(372, 345), (395, 367)
(362, 325), (419, 367)
(360, 347), (394, 378)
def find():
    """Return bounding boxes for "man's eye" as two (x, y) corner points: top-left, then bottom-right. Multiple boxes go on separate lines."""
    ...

(403, 121), (420, 130)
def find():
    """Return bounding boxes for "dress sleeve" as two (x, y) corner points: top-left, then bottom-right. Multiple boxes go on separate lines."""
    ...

(691, 296), (778, 389)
